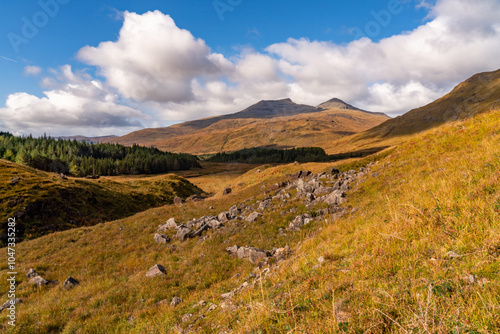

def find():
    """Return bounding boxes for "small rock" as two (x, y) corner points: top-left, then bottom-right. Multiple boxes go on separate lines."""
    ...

(158, 218), (178, 232)
(192, 300), (207, 308)
(182, 313), (193, 323)
(171, 296), (182, 306)
(146, 264), (167, 277)
(222, 187), (232, 196)
(63, 276), (80, 289)
(29, 276), (48, 287)
(221, 291), (235, 299)
(245, 212), (259, 223)
(446, 251), (461, 259)
(218, 211), (231, 223)
(154, 233), (170, 244)
(229, 205), (240, 217)
(208, 303), (218, 312)
(0, 298), (22, 312)
(318, 256), (325, 264)
(174, 197), (185, 204)
(226, 245), (239, 254)
(176, 226), (192, 241)
(26, 268), (38, 278)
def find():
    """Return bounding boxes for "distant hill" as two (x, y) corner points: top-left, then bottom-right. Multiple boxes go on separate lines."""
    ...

(324, 68), (500, 153)
(108, 98), (390, 154)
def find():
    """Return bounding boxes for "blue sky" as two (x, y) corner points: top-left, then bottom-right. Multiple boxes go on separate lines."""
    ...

(1, 0), (499, 136)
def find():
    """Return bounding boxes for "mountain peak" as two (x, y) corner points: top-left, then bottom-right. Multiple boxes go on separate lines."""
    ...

(232, 98), (315, 119)
(316, 98), (390, 118)
(316, 98), (360, 110)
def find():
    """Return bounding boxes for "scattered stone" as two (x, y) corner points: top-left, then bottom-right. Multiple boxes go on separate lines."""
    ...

(171, 297), (182, 307)
(174, 197), (185, 204)
(229, 205), (240, 217)
(446, 251), (461, 259)
(176, 225), (192, 241)
(322, 190), (346, 205)
(318, 256), (325, 264)
(26, 268), (38, 278)
(29, 276), (48, 286)
(222, 187), (232, 196)
(208, 303), (218, 312)
(329, 168), (340, 176)
(0, 298), (22, 312)
(288, 214), (312, 231)
(221, 291), (235, 299)
(236, 246), (268, 264)
(245, 212), (259, 223)
(292, 170), (311, 179)
(158, 218), (177, 231)
(9, 177), (20, 185)
(187, 195), (203, 202)
(154, 233), (170, 244)
(226, 245), (239, 254)
(190, 224), (211, 238)
(192, 300), (206, 308)
(63, 276), (80, 289)
(146, 264), (167, 277)
(218, 211), (231, 223)
(258, 199), (271, 211)
(273, 246), (291, 262)
(182, 313), (193, 323)
(59, 173), (68, 180)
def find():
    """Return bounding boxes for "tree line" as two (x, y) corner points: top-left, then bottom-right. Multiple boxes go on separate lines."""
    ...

(0, 132), (200, 176)
(207, 147), (331, 164)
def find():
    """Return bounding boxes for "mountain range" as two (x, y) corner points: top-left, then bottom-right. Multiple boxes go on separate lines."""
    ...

(106, 98), (389, 154)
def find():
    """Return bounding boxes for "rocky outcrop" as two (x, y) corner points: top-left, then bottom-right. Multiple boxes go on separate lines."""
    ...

(154, 233), (170, 244)
(245, 212), (259, 223)
(146, 264), (167, 277)
(158, 218), (178, 231)
(29, 276), (49, 287)
(63, 277), (79, 289)
(171, 297), (182, 306)
(0, 298), (22, 312)
(26, 268), (38, 278)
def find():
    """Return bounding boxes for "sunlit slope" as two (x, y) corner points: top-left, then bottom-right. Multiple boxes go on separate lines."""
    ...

(324, 68), (500, 154)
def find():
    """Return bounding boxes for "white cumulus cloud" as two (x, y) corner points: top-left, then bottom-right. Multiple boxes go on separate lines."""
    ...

(0, 66), (147, 137)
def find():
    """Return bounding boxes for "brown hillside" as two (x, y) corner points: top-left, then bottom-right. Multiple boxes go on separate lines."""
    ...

(110, 98), (389, 154)
(323, 68), (500, 154)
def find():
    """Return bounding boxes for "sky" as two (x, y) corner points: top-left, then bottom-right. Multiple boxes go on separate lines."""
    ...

(0, 0), (500, 137)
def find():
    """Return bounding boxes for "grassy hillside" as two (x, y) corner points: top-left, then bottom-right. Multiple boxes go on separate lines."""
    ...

(324, 68), (500, 154)
(1, 102), (500, 332)
(0, 159), (204, 244)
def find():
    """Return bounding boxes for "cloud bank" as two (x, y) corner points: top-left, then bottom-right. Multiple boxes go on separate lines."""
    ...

(1, 0), (500, 136)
